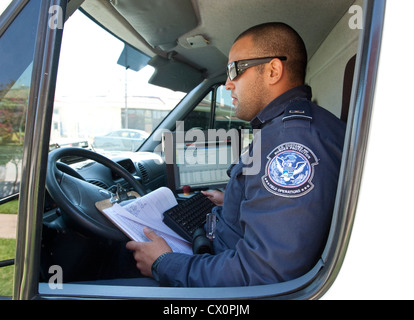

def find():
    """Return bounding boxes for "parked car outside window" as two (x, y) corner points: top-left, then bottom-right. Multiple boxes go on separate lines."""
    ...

(92, 129), (150, 152)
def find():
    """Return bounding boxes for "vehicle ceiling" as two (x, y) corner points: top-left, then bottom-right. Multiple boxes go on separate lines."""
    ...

(78, 0), (356, 91)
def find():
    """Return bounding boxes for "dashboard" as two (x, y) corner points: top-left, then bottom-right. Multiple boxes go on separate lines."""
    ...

(74, 151), (166, 195)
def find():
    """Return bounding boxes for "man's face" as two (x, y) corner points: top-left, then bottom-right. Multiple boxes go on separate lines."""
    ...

(225, 35), (268, 121)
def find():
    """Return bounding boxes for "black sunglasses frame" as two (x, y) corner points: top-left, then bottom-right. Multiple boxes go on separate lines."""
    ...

(227, 56), (287, 81)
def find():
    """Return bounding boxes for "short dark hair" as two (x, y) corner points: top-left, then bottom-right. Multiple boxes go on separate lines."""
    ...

(235, 22), (308, 84)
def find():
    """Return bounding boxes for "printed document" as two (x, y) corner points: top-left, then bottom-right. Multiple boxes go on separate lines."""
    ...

(100, 187), (192, 254)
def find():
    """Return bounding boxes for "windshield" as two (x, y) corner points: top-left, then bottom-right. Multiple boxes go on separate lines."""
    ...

(51, 10), (186, 153)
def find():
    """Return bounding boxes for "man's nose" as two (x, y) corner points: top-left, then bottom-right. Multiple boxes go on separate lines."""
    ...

(225, 77), (234, 90)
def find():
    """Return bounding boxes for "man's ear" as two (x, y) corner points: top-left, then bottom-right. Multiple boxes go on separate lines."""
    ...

(268, 58), (284, 85)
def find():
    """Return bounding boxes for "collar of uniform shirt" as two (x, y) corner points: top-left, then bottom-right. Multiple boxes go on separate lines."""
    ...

(250, 85), (312, 129)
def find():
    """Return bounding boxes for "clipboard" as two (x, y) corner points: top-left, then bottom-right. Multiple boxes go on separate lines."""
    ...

(95, 191), (141, 212)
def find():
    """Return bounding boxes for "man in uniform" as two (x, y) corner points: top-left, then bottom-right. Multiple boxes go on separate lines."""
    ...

(126, 22), (346, 286)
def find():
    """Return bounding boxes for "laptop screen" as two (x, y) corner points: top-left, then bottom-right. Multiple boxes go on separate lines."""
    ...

(163, 130), (241, 194)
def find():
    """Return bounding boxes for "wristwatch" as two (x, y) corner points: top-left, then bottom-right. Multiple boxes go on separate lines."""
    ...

(151, 252), (170, 281)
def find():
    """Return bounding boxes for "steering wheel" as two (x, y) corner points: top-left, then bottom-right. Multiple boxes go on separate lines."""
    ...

(46, 147), (147, 241)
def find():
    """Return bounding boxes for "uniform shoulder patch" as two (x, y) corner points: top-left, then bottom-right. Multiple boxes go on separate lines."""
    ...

(262, 142), (318, 198)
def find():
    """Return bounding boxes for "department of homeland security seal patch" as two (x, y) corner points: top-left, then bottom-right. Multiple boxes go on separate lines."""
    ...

(262, 142), (318, 198)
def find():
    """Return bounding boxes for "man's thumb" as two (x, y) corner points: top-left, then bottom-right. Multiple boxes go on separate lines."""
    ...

(143, 227), (158, 241)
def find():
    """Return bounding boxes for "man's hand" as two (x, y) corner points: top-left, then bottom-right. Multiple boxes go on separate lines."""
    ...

(126, 227), (172, 277)
(201, 190), (225, 206)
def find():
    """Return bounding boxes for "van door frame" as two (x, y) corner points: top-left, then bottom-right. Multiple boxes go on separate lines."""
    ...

(13, 0), (67, 300)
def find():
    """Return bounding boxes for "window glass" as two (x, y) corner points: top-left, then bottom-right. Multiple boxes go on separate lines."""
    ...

(182, 85), (252, 132)
(0, 1), (12, 15)
(52, 10), (186, 153)
(181, 85), (253, 150)
(182, 91), (212, 131)
(0, 1), (41, 200)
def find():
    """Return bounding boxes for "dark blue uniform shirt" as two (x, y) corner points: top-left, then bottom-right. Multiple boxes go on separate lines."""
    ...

(157, 85), (346, 287)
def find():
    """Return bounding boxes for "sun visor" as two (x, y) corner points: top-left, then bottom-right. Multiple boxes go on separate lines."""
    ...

(148, 56), (204, 93)
(110, 0), (198, 51)
(117, 43), (150, 71)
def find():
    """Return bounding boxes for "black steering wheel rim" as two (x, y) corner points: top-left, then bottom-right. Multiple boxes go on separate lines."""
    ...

(46, 147), (146, 241)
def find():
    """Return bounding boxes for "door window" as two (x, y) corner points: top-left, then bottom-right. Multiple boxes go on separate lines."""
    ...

(181, 85), (252, 150)
(182, 85), (251, 130)
(0, 1), (42, 201)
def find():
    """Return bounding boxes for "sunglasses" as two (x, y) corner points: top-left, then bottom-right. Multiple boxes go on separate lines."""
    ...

(226, 56), (287, 81)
